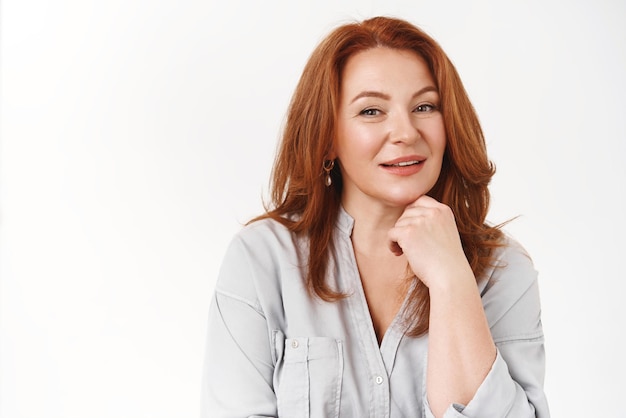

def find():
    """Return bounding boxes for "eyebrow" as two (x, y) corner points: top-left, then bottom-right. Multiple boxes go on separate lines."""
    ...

(349, 86), (439, 104)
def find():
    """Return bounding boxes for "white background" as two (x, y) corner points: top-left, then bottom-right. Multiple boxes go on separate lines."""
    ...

(1, 0), (625, 417)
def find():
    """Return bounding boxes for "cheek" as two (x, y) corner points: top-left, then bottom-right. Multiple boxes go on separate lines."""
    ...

(436, 135), (447, 157)
(336, 124), (382, 160)
(428, 121), (447, 156)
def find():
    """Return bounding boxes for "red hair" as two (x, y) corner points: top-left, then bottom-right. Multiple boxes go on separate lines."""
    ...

(252, 16), (502, 336)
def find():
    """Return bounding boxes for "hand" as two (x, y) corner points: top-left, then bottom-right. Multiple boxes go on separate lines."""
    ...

(387, 195), (474, 289)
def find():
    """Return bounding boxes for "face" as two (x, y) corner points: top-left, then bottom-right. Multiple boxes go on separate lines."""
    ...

(334, 47), (446, 211)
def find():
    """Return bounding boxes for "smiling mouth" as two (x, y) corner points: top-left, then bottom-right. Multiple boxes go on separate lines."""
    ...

(381, 160), (422, 167)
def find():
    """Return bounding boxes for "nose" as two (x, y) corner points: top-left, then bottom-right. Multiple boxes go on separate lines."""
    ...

(389, 110), (419, 144)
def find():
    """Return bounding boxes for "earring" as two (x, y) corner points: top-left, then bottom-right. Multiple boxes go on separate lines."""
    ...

(323, 159), (335, 187)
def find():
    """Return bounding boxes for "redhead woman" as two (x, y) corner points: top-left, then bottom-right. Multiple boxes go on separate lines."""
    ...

(202, 16), (549, 418)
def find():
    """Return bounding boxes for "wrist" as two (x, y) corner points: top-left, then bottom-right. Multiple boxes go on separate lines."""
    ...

(426, 264), (476, 298)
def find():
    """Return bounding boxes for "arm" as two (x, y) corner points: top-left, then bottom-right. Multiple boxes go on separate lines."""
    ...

(426, 267), (497, 418)
(389, 196), (496, 416)
(424, 269), (549, 418)
(448, 242), (549, 418)
(201, 237), (277, 418)
(389, 196), (548, 417)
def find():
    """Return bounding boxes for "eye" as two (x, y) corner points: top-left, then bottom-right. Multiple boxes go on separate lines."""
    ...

(414, 103), (438, 113)
(359, 108), (381, 116)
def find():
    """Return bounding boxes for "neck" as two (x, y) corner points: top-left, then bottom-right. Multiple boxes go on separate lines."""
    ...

(342, 199), (405, 256)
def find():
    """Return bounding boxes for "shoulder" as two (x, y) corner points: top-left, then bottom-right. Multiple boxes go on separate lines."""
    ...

(233, 217), (300, 252)
(482, 233), (537, 289)
(215, 217), (304, 306)
(479, 233), (544, 337)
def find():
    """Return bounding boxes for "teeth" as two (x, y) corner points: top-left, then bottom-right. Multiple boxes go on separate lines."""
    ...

(390, 160), (420, 167)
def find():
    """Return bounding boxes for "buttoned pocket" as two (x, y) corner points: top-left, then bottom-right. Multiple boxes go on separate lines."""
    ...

(273, 332), (344, 418)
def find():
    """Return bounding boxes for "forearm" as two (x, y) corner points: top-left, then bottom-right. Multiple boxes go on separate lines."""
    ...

(426, 268), (496, 418)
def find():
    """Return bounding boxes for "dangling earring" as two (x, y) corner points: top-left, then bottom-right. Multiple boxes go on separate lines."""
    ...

(323, 159), (335, 187)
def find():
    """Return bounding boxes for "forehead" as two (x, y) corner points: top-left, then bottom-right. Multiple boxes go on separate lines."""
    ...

(340, 47), (434, 94)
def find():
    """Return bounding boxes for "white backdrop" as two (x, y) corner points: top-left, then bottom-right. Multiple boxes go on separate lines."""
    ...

(1, 0), (625, 417)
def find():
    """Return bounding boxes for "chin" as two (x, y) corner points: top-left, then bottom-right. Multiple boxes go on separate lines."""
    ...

(383, 193), (424, 208)
(382, 183), (436, 206)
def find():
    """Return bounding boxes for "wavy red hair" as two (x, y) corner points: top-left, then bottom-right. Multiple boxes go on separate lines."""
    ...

(252, 16), (502, 336)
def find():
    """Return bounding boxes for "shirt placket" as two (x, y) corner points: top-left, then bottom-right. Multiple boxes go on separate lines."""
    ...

(339, 233), (392, 418)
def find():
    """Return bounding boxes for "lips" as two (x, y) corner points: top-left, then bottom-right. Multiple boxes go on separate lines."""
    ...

(379, 155), (426, 176)
(380, 155), (426, 167)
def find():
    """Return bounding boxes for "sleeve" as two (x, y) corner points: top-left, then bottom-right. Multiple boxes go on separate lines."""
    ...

(424, 240), (550, 418)
(200, 236), (278, 418)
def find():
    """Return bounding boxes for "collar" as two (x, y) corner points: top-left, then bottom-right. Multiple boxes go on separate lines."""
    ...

(335, 205), (355, 237)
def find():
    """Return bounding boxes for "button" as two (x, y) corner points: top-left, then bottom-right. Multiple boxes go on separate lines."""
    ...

(375, 375), (384, 385)
(291, 340), (299, 349)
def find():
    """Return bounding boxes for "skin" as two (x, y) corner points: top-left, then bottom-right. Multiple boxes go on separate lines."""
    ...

(333, 47), (496, 418)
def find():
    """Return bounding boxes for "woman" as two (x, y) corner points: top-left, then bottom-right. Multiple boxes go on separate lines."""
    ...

(202, 16), (549, 418)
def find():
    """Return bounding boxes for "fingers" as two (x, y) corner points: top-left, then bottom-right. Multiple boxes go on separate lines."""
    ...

(405, 194), (440, 209)
(388, 199), (436, 256)
(397, 198), (454, 225)
(388, 198), (457, 257)
(389, 240), (404, 256)
(393, 207), (449, 229)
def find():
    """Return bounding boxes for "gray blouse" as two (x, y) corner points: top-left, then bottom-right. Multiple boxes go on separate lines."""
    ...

(202, 208), (550, 417)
